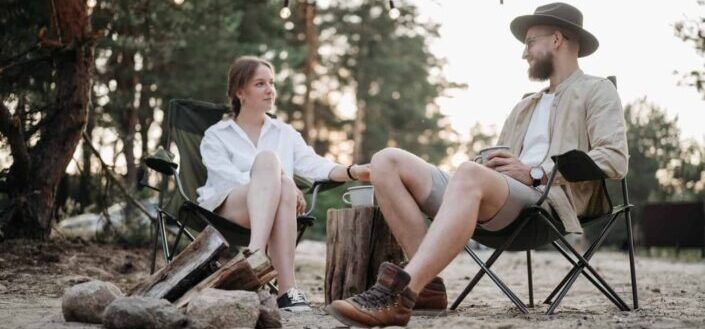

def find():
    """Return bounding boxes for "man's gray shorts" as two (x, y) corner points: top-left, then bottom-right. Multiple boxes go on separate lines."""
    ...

(419, 167), (563, 251)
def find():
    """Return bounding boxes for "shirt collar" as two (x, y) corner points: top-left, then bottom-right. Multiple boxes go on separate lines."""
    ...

(219, 113), (280, 132)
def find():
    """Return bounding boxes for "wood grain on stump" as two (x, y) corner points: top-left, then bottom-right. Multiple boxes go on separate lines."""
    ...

(325, 207), (405, 305)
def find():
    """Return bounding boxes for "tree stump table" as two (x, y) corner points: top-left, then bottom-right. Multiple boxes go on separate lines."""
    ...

(325, 207), (405, 305)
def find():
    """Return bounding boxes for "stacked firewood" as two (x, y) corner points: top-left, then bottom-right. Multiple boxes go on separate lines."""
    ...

(62, 226), (281, 328)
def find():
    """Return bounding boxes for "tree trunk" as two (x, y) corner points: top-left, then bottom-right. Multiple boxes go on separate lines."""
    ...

(117, 50), (138, 193)
(0, 0), (94, 240)
(79, 106), (95, 211)
(352, 99), (367, 163)
(352, 41), (370, 163)
(300, 0), (317, 144)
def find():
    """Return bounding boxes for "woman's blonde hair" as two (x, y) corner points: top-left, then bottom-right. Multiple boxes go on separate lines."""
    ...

(227, 56), (275, 117)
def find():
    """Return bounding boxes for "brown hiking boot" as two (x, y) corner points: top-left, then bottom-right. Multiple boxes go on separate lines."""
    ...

(414, 276), (448, 315)
(325, 262), (417, 327)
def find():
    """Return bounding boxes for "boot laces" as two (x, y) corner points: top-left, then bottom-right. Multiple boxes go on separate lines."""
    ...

(353, 284), (396, 308)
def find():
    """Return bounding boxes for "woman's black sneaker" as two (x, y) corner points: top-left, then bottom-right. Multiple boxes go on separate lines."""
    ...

(276, 287), (312, 312)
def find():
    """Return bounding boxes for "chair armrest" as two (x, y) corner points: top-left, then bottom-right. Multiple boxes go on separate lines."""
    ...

(550, 149), (606, 182)
(536, 150), (605, 206)
(307, 179), (344, 194)
(302, 180), (344, 217)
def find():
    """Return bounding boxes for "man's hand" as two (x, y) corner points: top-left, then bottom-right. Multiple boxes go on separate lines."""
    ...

(296, 189), (306, 215)
(351, 164), (371, 182)
(485, 150), (532, 186)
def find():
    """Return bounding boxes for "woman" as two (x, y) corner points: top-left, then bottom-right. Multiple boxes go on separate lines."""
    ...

(196, 56), (370, 312)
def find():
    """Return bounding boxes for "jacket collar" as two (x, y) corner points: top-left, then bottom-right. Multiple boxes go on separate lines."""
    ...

(527, 68), (584, 100)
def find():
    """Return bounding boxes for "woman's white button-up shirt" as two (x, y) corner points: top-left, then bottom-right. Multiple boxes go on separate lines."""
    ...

(196, 115), (336, 205)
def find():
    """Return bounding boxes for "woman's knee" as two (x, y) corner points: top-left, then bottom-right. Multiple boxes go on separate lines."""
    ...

(252, 151), (281, 173)
(279, 175), (298, 205)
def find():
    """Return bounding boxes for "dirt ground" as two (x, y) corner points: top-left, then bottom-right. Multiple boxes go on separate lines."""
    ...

(0, 238), (704, 328)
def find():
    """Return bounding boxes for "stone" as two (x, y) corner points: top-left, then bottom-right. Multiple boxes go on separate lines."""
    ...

(186, 288), (259, 329)
(256, 288), (281, 329)
(103, 296), (189, 329)
(61, 280), (123, 324)
(59, 275), (91, 286)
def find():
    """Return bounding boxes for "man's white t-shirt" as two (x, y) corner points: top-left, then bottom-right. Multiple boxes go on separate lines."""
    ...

(519, 93), (554, 167)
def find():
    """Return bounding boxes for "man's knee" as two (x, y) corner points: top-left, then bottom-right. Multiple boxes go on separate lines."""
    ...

(370, 148), (405, 181)
(452, 161), (487, 196)
(371, 147), (406, 168)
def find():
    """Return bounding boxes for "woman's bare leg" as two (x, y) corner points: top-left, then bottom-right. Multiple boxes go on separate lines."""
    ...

(215, 151), (282, 251)
(267, 175), (299, 295)
(214, 152), (298, 294)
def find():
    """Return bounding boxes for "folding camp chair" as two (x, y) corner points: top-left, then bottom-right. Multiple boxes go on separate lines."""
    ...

(143, 99), (339, 275)
(449, 149), (639, 315)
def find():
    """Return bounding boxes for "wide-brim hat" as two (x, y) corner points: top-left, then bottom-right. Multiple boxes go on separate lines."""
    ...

(510, 2), (599, 57)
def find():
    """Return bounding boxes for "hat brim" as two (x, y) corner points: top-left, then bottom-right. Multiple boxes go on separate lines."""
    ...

(510, 14), (599, 57)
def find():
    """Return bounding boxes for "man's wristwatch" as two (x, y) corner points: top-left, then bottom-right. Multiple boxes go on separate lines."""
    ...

(530, 166), (544, 187)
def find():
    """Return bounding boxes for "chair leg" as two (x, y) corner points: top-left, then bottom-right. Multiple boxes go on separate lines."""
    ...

(451, 216), (532, 312)
(267, 281), (278, 295)
(295, 224), (308, 246)
(625, 208), (639, 309)
(450, 244), (503, 310)
(465, 245), (529, 313)
(547, 240), (624, 309)
(150, 220), (159, 274)
(527, 250), (534, 308)
(159, 214), (171, 263)
(539, 215), (630, 314)
(543, 211), (616, 304)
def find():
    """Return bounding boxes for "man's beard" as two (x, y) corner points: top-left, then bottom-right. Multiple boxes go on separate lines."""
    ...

(528, 52), (554, 81)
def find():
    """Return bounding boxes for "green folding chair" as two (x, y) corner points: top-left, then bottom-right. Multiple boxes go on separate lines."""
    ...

(143, 99), (339, 274)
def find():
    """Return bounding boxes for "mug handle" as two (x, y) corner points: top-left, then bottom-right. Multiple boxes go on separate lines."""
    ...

(342, 192), (352, 205)
(473, 155), (482, 163)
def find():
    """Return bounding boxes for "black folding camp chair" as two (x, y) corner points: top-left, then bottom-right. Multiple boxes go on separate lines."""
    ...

(450, 149), (639, 315)
(143, 99), (339, 274)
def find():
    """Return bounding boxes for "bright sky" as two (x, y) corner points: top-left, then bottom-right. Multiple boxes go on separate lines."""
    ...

(416, 0), (705, 144)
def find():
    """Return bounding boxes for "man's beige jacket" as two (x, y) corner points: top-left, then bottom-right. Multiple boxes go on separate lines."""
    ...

(497, 69), (628, 234)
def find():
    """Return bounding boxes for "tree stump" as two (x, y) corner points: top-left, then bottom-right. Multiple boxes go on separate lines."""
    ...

(325, 207), (405, 305)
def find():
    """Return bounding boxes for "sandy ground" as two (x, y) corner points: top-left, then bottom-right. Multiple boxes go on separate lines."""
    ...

(0, 239), (704, 328)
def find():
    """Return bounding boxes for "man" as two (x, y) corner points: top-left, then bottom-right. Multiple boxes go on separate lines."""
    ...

(326, 2), (628, 327)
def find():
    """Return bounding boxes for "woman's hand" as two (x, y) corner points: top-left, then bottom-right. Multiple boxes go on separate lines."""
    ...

(296, 189), (307, 215)
(351, 164), (371, 182)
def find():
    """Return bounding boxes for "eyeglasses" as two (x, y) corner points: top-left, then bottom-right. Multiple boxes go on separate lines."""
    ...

(524, 32), (570, 48)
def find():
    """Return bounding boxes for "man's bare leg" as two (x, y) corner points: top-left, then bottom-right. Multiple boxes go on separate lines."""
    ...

(370, 148), (437, 258)
(404, 161), (509, 293)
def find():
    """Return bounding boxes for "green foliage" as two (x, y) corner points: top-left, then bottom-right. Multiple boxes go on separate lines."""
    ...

(302, 183), (351, 240)
(674, 10), (705, 97)
(625, 99), (705, 202)
(3, 0), (462, 242)
(318, 0), (464, 163)
(590, 99), (705, 245)
(0, 1), (54, 144)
